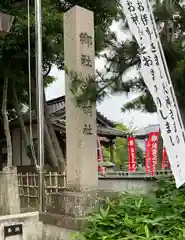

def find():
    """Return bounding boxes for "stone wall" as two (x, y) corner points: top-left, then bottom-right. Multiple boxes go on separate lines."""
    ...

(43, 224), (75, 240)
(98, 170), (172, 193)
(0, 211), (76, 240)
(98, 177), (156, 194)
(0, 212), (42, 239)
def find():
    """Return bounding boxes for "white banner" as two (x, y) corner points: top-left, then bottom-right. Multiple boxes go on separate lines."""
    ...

(122, 0), (185, 187)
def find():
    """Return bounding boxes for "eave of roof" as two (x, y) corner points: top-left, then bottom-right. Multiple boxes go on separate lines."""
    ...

(10, 96), (151, 139)
(10, 95), (116, 128)
(52, 121), (128, 138)
(47, 95), (116, 127)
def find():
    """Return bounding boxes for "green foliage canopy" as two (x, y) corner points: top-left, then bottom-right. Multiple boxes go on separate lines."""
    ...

(0, 0), (122, 106)
(70, 0), (185, 116)
(102, 123), (144, 168)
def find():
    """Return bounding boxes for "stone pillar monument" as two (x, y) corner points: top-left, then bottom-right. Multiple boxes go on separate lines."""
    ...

(40, 6), (115, 226)
(64, 6), (98, 191)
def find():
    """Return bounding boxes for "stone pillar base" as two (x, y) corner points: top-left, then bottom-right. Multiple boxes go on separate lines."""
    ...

(2, 166), (20, 215)
(39, 212), (85, 230)
(46, 191), (99, 217)
(39, 191), (119, 230)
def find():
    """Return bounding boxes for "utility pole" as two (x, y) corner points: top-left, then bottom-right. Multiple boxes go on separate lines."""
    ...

(35, 0), (44, 212)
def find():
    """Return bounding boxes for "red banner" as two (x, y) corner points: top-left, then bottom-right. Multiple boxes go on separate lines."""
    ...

(145, 139), (150, 173)
(148, 132), (159, 176)
(162, 147), (167, 169)
(162, 147), (170, 169)
(128, 136), (137, 172)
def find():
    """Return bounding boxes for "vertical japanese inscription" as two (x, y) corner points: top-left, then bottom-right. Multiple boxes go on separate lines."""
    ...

(123, 0), (185, 186)
(79, 32), (92, 46)
(83, 124), (93, 135)
(81, 54), (92, 67)
(79, 31), (93, 135)
(82, 105), (92, 116)
(80, 32), (93, 67)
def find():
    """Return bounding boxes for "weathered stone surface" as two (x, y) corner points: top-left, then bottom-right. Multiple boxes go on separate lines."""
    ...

(0, 211), (75, 239)
(39, 212), (85, 230)
(0, 212), (41, 240)
(43, 223), (75, 240)
(98, 178), (156, 194)
(40, 190), (120, 231)
(46, 191), (99, 217)
(1, 166), (20, 215)
(64, 5), (98, 192)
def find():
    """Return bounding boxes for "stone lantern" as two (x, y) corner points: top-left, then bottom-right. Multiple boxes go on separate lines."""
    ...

(0, 12), (14, 37)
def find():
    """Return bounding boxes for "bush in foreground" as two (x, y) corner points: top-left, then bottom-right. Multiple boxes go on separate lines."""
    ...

(77, 178), (185, 240)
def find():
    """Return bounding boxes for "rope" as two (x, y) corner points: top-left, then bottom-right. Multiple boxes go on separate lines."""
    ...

(28, 0), (37, 165)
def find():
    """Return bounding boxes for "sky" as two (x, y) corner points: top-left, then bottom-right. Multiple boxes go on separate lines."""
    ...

(45, 20), (158, 130)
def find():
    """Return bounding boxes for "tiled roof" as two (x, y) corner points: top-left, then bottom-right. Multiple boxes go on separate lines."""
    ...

(47, 96), (115, 127)
(11, 96), (152, 139)
(10, 95), (152, 139)
(47, 97), (127, 137)
(47, 96), (65, 115)
(134, 124), (160, 139)
(11, 96), (116, 128)
(10, 96), (128, 138)
(53, 119), (128, 138)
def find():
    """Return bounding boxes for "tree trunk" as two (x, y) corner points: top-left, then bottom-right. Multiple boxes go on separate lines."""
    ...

(43, 91), (65, 171)
(2, 77), (12, 166)
(12, 85), (36, 165)
(31, 78), (65, 170)
(44, 118), (58, 169)
(13, 79), (59, 169)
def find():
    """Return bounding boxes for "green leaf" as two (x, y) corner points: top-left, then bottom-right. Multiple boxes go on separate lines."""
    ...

(144, 225), (150, 238)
